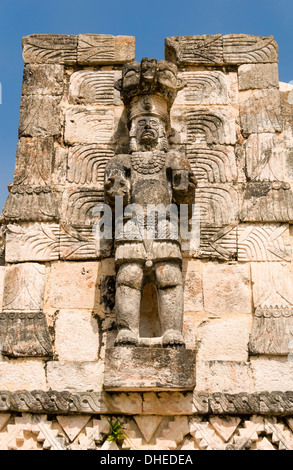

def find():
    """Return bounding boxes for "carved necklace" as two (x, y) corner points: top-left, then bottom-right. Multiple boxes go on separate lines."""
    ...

(131, 152), (166, 175)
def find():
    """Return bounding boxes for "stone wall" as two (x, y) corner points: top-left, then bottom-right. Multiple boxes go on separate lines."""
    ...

(1, 33), (293, 450)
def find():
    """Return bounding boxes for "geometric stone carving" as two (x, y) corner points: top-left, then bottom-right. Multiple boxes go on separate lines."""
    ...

(1, 186), (59, 222)
(5, 224), (60, 262)
(198, 224), (237, 260)
(59, 224), (111, 260)
(195, 184), (239, 225)
(237, 224), (291, 262)
(186, 109), (236, 145)
(2, 263), (46, 311)
(238, 64), (279, 91)
(56, 415), (92, 442)
(61, 189), (104, 226)
(165, 35), (224, 65)
(19, 95), (61, 138)
(176, 71), (229, 105)
(249, 309), (293, 355)
(190, 417), (225, 450)
(187, 145), (237, 182)
(69, 71), (116, 105)
(67, 145), (114, 185)
(104, 347), (196, 391)
(77, 34), (135, 65)
(209, 416), (241, 442)
(244, 133), (284, 182)
(223, 34), (278, 64)
(64, 106), (114, 145)
(0, 311), (53, 358)
(240, 90), (282, 136)
(240, 183), (293, 222)
(22, 34), (78, 65)
(13, 137), (54, 186)
(133, 416), (163, 443)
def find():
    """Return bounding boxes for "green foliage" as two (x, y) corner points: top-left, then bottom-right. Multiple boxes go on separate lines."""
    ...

(106, 418), (127, 442)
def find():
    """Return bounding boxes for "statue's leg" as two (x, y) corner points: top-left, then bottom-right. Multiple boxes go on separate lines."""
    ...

(115, 262), (144, 346)
(155, 261), (185, 348)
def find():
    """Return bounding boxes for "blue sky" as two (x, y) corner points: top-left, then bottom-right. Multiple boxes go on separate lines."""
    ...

(0, 0), (293, 210)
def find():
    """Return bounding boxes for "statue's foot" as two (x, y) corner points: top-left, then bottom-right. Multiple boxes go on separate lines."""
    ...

(115, 329), (139, 347)
(162, 329), (185, 349)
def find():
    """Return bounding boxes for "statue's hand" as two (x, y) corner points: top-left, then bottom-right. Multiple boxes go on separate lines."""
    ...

(105, 176), (129, 204)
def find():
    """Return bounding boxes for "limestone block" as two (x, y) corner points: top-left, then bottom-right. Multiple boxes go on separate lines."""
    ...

(1, 186), (59, 222)
(175, 71), (229, 105)
(0, 359), (47, 391)
(182, 259), (203, 312)
(69, 71), (121, 105)
(67, 145), (114, 186)
(244, 133), (285, 182)
(104, 393), (143, 415)
(165, 35), (224, 65)
(239, 89), (282, 135)
(22, 64), (64, 96)
(46, 361), (104, 392)
(54, 311), (99, 361)
(223, 34), (278, 64)
(240, 182), (293, 222)
(3, 263), (46, 311)
(203, 263), (251, 314)
(251, 262), (293, 310)
(186, 108), (236, 146)
(237, 224), (291, 262)
(5, 223), (60, 262)
(198, 223), (237, 260)
(13, 137), (54, 186)
(251, 357), (293, 391)
(104, 347), (196, 391)
(0, 267), (5, 312)
(52, 146), (67, 185)
(22, 34), (78, 65)
(59, 224), (112, 261)
(142, 392), (193, 415)
(19, 95), (61, 138)
(238, 63), (279, 90)
(77, 34), (135, 65)
(45, 261), (100, 310)
(194, 184), (239, 225)
(187, 145), (237, 183)
(64, 106), (114, 145)
(195, 361), (254, 393)
(197, 317), (251, 362)
(60, 188), (104, 227)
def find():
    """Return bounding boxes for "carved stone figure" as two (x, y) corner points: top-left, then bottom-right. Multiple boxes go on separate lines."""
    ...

(104, 59), (196, 348)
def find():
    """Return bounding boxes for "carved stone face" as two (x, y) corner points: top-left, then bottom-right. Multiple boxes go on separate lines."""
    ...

(122, 62), (141, 93)
(135, 116), (161, 147)
(141, 58), (157, 85)
(157, 60), (178, 89)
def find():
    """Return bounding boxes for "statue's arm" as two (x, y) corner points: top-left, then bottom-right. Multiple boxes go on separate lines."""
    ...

(170, 153), (197, 205)
(104, 155), (130, 206)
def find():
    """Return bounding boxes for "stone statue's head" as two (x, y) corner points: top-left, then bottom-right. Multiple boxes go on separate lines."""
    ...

(117, 58), (184, 152)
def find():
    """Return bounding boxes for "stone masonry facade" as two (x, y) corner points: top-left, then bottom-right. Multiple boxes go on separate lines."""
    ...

(0, 33), (293, 450)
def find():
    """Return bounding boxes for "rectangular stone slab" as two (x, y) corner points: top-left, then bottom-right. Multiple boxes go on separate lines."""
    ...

(104, 347), (196, 391)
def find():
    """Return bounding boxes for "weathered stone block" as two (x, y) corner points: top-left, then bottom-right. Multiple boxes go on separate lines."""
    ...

(46, 361), (104, 392)
(142, 392), (194, 415)
(64, 106), (114, 145)
(45, 261), (100, 310)
(244, 133), (284, 182)
(240, 182), (293, 222)
(249, 309), (293, 355)
(186, 108), (237, 146)
(0, 266), (5, 312)
(223, 34), (278, 64)
(54, 311), (100, 361)
(197, 317), (252, 361)
(69, 70), (120, 105)
(239, 89), (282, 135)
(77, 34), (135, 65)
(67, 145), (114, 185)
(251, 357), (293, 392)
(3, 263), (46, 311)
(0, 359), (47, 391)
(197, 223), (237, 260)
(104, 347), (196, 391)
(194, 184), (239, 225)
(165, 35), (224, 65)
(59, 224), (112, 261)
(238, 63), (279, 90)
(175, 71), (229, 105)
(203, 263), (251, 314)
(5, 223), (60, 262)
(182, 259), (203, 312)
(13, 137), (54, 186)
(195, 361), (255, 393)
(187, 145), (237, 183)
(60, 188), (104, 227)
(22, 64), (64, 96)
(22, 34), (77, 65)
(19, 95), (61, 138)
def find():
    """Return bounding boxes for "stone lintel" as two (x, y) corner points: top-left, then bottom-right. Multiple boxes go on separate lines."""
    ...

(104, 347), (196, 391)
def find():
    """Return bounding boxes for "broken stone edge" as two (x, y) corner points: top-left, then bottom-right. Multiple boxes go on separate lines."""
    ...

(1, 391), (293, 416)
